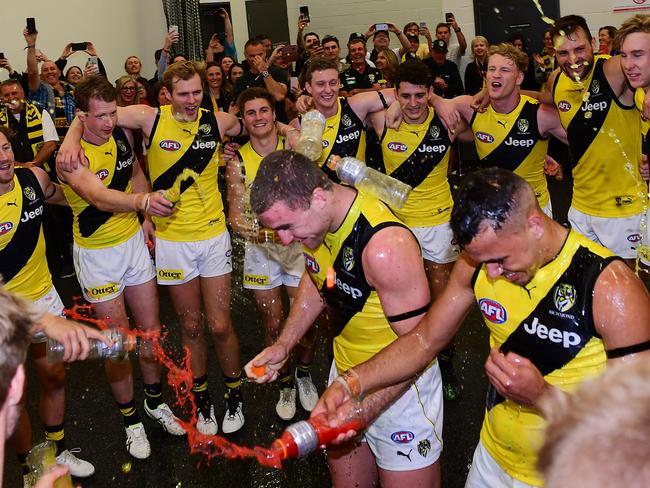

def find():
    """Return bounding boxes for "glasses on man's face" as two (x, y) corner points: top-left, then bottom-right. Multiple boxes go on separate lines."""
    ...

(122, 86), (136, 91)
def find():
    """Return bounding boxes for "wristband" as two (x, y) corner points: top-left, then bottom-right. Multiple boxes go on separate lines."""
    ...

(25, 45), (35, 49)
(340, 368), (363, 398)
(454, 27), (461, 33)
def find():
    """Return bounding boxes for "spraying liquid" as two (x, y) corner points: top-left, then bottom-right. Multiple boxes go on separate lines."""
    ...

(162, 168), (201, 204)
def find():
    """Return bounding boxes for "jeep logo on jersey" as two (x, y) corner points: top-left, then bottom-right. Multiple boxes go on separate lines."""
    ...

(191, 140), (217, 150)
(303, 253), (320, 273)
(0, 221), (14, 236)
(335, 130), (360, 144)
(160, 140), (181, 151)
(553, 283), (576, 313)
(504, 137), (534, 147)
(418, 144), (447, 153)
(95, 169), (110, 180)
(524, 317), (581, 349)
(628, 233), (642, 243)
(478, 298), (507, 324)
(581, 101), (607, 112)
(23, 186), (36, 201)
(391, 431), (415, 443)
(342, 246), (355, 271)
(475, 131), (494, 143)
(341, 114), (352, 127)
(558, 100), (571, 112)
(20, 205), (43, 223)
(387, 142), (408, 152)
(336, 278), (362, 299)
(517, 118), (529, 133)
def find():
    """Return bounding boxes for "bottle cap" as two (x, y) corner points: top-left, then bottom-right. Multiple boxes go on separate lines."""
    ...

(326, 267), (335, 288)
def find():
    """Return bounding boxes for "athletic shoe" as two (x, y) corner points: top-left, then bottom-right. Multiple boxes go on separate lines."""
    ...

(55, 448), (95, 477)
(196, 405), (218, 436)
(144, 401), (186, 436)
(275, 386), (297, 420)
(23, 472), (36, 488)
(295, 371), (318, 412)
(125, 423), (151, 459)
(222, 394), (244, 434)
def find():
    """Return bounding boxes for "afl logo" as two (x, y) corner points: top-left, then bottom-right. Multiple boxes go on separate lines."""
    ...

(475, 131), (494, 143)
(303, 253), (320, 273)
(0, 221), (14, 235)
(95, 169), (110, 180)
(628, 233), (642, 243)
(478, 298), (507, 324)
(391, 431), (415, 443)
(387, 142), (408, 152)
(558, 100), (572, 112)
(160, 140), (181, 151)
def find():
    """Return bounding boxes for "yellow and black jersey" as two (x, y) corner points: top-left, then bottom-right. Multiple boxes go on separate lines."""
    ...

(62, 127), (140, 249)
(635, 88), (649, 157)
(0, 168), (52, 300)
(302, 192), (407, 372)
(147, 105), (225, 241)
(312, 98), (366, 182)
(236, 136), (285, 185)
(375, 107), (453, 226)
(0, 101), (45, 163)
(470, 96), (550, 208)
(473, 230), (613, 485)
(553, 56), (644, 217)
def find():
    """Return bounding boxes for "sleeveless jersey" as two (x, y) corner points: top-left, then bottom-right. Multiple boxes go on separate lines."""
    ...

(0, 168), (52, 300)
(62, 127), (140, 249)
(379, 107), (453, 226)
(474, 230), (613, 485)
(147, 105), (225, 241)
(302, 191), (408, 372)
(470, 96), (550, 208)
(635, 88), (649, 157)
(314, 98), (366, 182)
(553, 56), (644, 217)
(0, 101), (45, 163)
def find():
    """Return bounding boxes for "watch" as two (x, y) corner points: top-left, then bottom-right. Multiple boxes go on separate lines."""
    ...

(261, 70), (270, 78)
(454, 27), (461, 33)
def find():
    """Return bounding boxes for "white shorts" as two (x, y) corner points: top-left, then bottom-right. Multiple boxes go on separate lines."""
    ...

(328, 360), (443, 471)
(411, 222), (459, 264)
(568, 207), (643, 259)
(31, 286), (65, 343)
(243, 241), (304, 290)
(465, 440), (540, 488)
(74, 228), (156, 303)
(155, 231), (232, 285)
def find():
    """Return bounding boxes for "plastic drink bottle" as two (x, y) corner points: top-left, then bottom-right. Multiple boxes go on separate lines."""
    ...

(46, 329), (138, 363)
(295, 110), (326, 161)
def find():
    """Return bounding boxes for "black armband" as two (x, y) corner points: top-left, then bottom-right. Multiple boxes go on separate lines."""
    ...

(43, 183), (57, 201)
(378, 91), (388, 109)
(606, 339), (650, 359)
(386, 302), (431, 323)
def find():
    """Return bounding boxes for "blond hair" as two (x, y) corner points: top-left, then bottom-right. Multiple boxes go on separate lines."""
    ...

(488, 43), (529, 73)
(615, 14), (650, 51)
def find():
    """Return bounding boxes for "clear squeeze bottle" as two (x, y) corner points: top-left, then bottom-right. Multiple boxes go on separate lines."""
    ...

(46, 329), (138, 363)
(295, 110), (326, 161)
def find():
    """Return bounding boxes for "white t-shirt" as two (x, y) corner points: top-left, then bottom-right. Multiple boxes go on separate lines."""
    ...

(12, 109), (58, 143)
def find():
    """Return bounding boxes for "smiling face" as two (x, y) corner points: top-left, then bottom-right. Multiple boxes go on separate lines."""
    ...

(305, 68), (340, 113)
(242, 97), (275, 139)
(620, 31), (650, 90)
(40, 62), (60, 86)
(1, 83), (25, 114)
(396, 81), (430, 124)
(553, 27), (595, 82)
(119, 80), (137, 104)
(376, 51), (389, 70)
(206, 65), (223, 89)
(487, 54), (523, 100)
(169, 73), (203, 121)
(473, 40), (488, 59)
(0, 131), (15, 187)
(66, 66), (83, 85)
(348, 40), (367, 64)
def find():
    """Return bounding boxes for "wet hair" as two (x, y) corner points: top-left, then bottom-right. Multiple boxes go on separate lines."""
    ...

(450, 168), (530, 247)
(488, 43), (529, 74)
(250, 150), (332, 215)
(303, 56), (339, 83)
(75, 75), (117, 111)
(0, 286), (36, 407)
(615, 15), (650, 51)
(237, 87), (274, 114)
(162, 60), (206, 94)
(550, 15), (592, 43)
(393, 61), (433, 89)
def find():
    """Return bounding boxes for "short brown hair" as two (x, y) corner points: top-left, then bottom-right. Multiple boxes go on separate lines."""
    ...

(237, 87), (274, 115)
(303, 56), (339, 84)
(550, 15), (592, 43)
(488, 43), (529, 74)
(0, 126), (16, 143)
(0, 79), (23, 94)
(74, 75), (116, 112)
(162, 60), (206, 94)
(615, 14), (650, 51)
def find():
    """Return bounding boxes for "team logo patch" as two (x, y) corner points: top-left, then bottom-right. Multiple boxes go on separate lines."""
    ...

(303, 253), (320, 273)
(475, 131), (494, 143)
(199, 123), (212, 135)
(160, 140), (181, 151)
(342, 247), (355, 271)
(157, 269), (185, 281)
(387, 142), (408, 152)
(429, 125), (440, 139)
(0, 221), (14, 236)
(244, 274), (269, 286)
(418, 439), (431, 458)
(391, 431), (415, 443)
(628, 233), (642, 243)
(116, 140), (128, 153)
(591, 79), (600, 95)
(558, 100), (572, 112)
(478, 298), (507, 324)
(23, 186), (36, 201)
(86, 283), (119, 299)
(553, 283), (576, 313)
(95, 169), (110, 180)
(341, 114), (352, 127)
(517, 118), (529, 133)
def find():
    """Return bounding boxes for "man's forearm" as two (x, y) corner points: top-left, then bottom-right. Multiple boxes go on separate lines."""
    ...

(276, 273), (325, 351)
(263, 76), (287, 102)
(359, 379), (412, 424)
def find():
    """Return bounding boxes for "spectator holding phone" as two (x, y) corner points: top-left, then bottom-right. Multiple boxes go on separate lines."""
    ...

(363, 23), (410, 65)
(436, 13), (467, 65)
(55, 42), (106, 80)
(403, 21), (433, 59)
(339, 33), (382, 97)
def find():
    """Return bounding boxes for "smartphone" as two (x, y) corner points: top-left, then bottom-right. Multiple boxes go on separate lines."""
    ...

(445, 12), (454, 23)
(169, 25), (179, 35)
(420, 21), (427, 29)
(0, 53), (5, 60)
(86, 56), (98, 70)
(375, 23), (389, 31)
(299, 6), (310, 23)
(71, 42), (87, 52)
(281, 44), (299, 63)
(290, 76), (299, 92)
(26, 17), (36, 35)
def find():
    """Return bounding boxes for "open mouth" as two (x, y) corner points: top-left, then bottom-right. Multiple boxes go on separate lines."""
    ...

(0, 162), (12, 171)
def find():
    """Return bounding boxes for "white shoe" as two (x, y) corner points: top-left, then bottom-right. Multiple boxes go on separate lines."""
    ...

(196, 405), (218, 436)
(144, 402), (186, 436)
(55, 448), (95, 477)
(296, 372), (318, 412)
(222, 398), (245, 434)
(275, 387), (297, 420)
(23, 472), (36, 488)
(125, 423), (151, 459)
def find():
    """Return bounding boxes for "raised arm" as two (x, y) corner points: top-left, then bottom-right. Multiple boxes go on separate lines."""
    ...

(24, 29), (40, 94)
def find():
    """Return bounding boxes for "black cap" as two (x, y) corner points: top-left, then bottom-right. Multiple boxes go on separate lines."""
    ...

(348, 32), (366, 44)
(432, 39), (447, 52)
